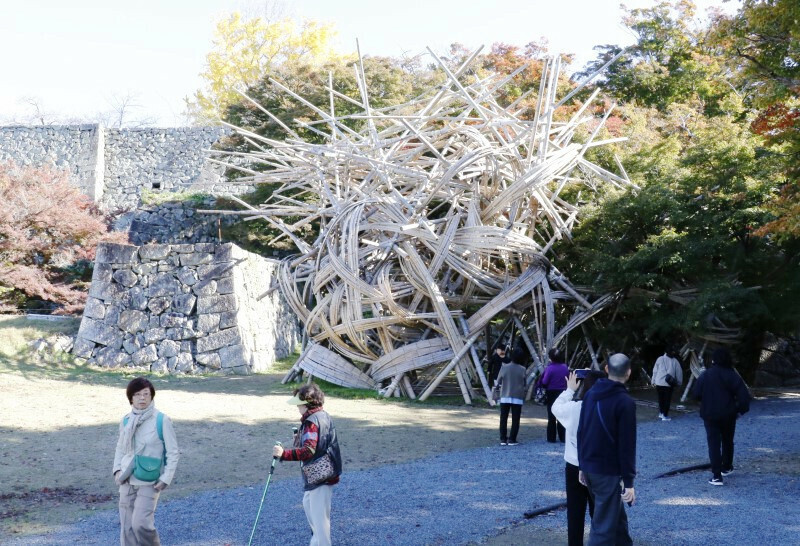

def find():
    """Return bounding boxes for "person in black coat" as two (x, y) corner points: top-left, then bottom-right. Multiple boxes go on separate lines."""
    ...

(487, 345), (507, 386)
(692, 348), (751, 486)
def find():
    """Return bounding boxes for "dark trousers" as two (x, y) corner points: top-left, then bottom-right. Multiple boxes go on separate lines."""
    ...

(499, 403), (522, 443)
(546, 389), (566, 442)
(656, 385), (674, 416)
(566, 462), (594, 546)
(584, 472), (632, 546)
(703, 415), (737, 478)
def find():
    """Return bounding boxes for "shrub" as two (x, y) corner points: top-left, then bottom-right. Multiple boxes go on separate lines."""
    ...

(0, 162), (127, 314)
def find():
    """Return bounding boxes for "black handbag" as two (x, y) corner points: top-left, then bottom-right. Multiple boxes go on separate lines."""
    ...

(665, 373), (678, 387)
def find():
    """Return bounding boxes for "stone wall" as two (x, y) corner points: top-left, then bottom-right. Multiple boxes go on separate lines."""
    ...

(73, 242), (301, 374)
(0, 124), (250, 211)
(0, 124), (104, 200)
(754, 334), (800, 388)
(117, 198), (226, 246)
(101, 127), (227, 210)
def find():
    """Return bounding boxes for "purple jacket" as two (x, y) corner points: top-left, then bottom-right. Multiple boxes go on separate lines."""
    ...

(539, 362), (569, 390)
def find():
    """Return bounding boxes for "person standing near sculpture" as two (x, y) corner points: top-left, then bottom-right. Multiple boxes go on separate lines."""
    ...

(538, 348), (569, 442)
(552, 369), (606, 546)
(577, 353), (636, 546)
(692, 348), (751, 486)
(113, 377), (180, 546)
(651, 346), (683, 421)
(273, 384), (342, 546)
(487, 344), (508, 387)
(496, 346), (528, 446)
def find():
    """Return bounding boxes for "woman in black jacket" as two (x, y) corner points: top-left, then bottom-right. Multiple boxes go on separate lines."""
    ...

(692, 348), (751, 486)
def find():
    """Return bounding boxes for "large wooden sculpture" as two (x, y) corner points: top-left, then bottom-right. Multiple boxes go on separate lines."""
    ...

(209, 48), (634, 402)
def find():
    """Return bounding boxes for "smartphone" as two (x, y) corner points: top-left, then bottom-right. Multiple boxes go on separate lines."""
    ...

(574, 368), (590, 380)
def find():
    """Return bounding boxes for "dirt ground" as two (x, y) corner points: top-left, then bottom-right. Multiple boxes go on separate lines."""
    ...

(0, 368), (566, 541)
(1, 338), (685, 543)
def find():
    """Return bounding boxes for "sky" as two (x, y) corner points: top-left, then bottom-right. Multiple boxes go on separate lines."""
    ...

(0, 0), (739, 127)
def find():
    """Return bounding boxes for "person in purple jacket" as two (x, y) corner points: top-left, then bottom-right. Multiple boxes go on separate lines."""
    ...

(538, 348), (570, 442)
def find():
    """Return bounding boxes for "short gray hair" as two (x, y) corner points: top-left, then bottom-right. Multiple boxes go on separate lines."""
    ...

(607, 353), (631, 378)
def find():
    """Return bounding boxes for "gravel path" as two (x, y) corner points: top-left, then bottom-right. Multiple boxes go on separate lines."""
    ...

(10, 395), (800, 545)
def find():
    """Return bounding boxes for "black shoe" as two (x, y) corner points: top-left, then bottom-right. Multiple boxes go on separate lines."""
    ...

(721, 468), (734, 476)
(708, 477), (724, 486)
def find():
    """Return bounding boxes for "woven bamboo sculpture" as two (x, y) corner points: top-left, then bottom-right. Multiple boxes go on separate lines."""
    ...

(209, 49), (635, 402)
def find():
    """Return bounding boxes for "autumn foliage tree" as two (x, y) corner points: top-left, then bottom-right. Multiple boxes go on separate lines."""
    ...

(0, 163), (124, 314)
(186, 11), (344, 123)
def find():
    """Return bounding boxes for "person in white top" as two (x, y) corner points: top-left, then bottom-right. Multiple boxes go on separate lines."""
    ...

(651, 347), (683, 421)
(113, 377), (180, 546)
(552, 368), (606, 546)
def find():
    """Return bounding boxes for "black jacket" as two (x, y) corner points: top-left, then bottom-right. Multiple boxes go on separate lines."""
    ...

(577, 378), (637, 488)
(692, 366), (751, 421)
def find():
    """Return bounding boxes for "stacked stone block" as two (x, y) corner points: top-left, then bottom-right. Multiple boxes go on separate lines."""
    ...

(121, 198), (229, 246)
(73, 242), (300, 374)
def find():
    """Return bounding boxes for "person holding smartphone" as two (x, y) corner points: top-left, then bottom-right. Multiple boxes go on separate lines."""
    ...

(552, 368), (606, 545)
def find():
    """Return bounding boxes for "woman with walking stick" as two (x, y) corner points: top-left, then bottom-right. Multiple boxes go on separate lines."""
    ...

(273, 384), (342, 546)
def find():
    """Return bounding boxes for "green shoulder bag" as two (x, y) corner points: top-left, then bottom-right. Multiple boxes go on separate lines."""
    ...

(124, 413), (166, 482)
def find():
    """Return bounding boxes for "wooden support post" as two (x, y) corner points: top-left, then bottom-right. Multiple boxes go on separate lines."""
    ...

(419, 331), (482, 401)
(460, 316), (495, 405)
(383, 373), (404, 398)
(402, 375), (417, 400)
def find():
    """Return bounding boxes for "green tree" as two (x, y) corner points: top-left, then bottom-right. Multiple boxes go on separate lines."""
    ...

(562, 1), (800, 374)
(709, 0), (800, 240)
(581, 1), (730, 115)
(559, 97), (798, 371)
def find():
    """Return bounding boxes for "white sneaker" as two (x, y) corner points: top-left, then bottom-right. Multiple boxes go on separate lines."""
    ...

(661, 416), (672, 421)
(657, 413), (664, 420)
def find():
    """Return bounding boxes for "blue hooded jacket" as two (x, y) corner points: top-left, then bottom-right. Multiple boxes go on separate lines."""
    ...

(577, 378), (637, 488)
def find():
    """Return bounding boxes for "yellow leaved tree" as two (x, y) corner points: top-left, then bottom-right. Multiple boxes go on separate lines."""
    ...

(186, 11), (345, 123)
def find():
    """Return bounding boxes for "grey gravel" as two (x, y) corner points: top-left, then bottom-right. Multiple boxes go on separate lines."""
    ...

(9, 396), (799, 545)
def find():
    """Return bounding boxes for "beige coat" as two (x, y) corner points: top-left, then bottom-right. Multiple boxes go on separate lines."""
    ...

(113, 410), (180, 486)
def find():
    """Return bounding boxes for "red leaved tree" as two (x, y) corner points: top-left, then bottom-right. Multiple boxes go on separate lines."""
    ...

(0, 162), (127, 314)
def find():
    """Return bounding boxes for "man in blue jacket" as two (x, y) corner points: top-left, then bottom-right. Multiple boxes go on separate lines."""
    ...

(577, 353), (636, 546)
